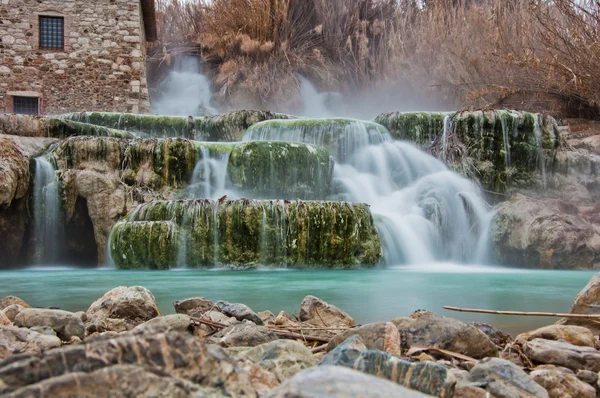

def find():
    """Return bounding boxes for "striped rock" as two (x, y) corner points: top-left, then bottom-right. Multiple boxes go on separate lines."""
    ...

(321, 335), (455, 397)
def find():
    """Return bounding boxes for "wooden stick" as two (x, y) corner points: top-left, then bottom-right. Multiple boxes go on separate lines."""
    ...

(444, 306), (600, 319)
(192, 317), (330, 343)
(311, 343), (328, 353)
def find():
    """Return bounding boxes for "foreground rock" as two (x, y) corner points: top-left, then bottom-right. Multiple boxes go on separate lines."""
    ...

(392, 310), (498, 359)
(458, 357), (549, 398)
(0, 332), (258, 396)
(0, 312), (10, 326)
(85, 286), (161, 333)
(516, 324), (595, 347)
(268, 365), (432, 398)
(6, 365), (216, 398)
(559, 272), (600, 333)
(299, 295), (355, 329)
(0, 296), (30, 310)
(132, 314), (193, 335)
(214, 323), (279, 347)
(242, 340), (317, 382)
(174, 297), (215, 318)
(0, 326), (61, 360)
(530, 365), (596, 398)
(321, 335), (455, 397)
(523, 338), (600, 372)
(216, 301), (264, 325)
(14, 308), (84, 341)
(326, 322), (402, 356)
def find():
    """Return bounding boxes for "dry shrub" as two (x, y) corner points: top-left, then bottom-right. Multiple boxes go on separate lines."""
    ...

(154, 0), (600, 119)
(394, 0), (600, 118)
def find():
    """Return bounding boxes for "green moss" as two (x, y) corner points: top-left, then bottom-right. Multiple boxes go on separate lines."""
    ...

(228, 141), (333, 199)
(373, 112), (448, 145)
(109, 221), (179, 269)
(110, 199), (382, 270)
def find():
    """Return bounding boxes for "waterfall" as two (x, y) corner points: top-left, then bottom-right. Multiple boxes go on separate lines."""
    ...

(243, 118), (390, 161)
(533, 115), (547, 189)
(334, 141), (491, 264)
(243, 119), (492, 265)
(152, 56), (218, 117)
(186, 146), (232, 199)
(32, 157), (63, 264)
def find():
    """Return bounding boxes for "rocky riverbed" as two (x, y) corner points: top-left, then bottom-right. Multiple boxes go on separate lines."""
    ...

(3, 274), (600, 397)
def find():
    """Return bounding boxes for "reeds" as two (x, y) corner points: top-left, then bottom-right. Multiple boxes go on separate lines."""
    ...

(153, 0), (600, 119)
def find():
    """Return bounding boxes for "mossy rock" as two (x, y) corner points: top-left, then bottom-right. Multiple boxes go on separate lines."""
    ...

(243, 118), (390, 161)
(109, 221), (179, 270)
(49, 136), (234, 191)
(373, 112), (449, 145)
(110, 199), (382, 269)
(59, 110), (295, 141)
(228, 141), (333, 200)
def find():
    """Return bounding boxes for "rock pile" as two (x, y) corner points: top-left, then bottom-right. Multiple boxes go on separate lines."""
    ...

(2, 274), (600, 396)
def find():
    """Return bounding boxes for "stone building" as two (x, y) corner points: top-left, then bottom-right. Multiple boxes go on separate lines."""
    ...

(0, 0), (156, 115)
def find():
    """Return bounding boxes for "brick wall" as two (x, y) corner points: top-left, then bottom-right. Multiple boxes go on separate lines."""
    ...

(0, 0), (151, 115)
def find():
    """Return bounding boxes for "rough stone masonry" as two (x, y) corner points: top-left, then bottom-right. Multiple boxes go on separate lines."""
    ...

(0, 0), (153, 114)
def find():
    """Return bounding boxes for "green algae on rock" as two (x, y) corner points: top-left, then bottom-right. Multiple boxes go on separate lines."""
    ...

(228, 141), (333, 200)
(60, 110), (294, 141)
(243, 118), (390, 161)
(373, 112), (449, 145)
(110, 199), (382, 269)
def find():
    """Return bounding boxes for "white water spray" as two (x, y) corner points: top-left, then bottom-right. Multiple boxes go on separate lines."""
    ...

(152, 56), (218, 117)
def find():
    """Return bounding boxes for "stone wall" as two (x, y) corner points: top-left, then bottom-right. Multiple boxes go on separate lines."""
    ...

(0, 0), (151, 115)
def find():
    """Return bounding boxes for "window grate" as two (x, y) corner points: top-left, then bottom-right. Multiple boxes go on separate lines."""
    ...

(13, 96), (39, 115)
(39, 16), (64, 50)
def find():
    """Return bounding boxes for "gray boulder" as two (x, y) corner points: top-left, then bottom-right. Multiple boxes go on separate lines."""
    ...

(267, 365), (432, 397)
(391, 310), (498, 359)
(523, 338), (600, 372)
(458, 357), (549, 398)
(242, 340), (317, 381)
(216, 300), (263, 325)
(14, 308), (84, 341)
(327, 322), (397, 353)
(0, 326), (61, 360)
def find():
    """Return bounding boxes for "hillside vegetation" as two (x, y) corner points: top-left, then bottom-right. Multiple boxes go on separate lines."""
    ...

(153, 0), (600, 119)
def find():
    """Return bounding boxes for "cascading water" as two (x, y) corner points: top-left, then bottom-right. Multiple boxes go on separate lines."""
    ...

(32, 156), (63, 264)
(533, 115), (547, 188)
(242, 119), (493, 265)
(152, 56), (218, 117)
(243, 119), (389, 161)
(186, 146), (232, 199)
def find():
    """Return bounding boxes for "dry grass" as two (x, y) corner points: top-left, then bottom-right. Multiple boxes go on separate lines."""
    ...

(153, 0), (600, 118)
